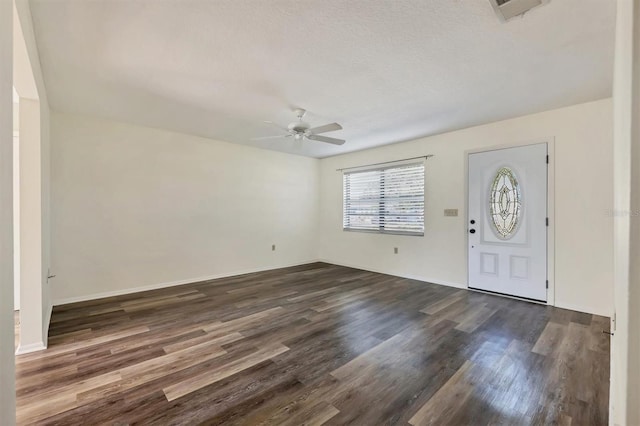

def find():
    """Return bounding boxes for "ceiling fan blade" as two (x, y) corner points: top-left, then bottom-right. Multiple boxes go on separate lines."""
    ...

(251, 134), (291, 141)
(308, 122), (342, 134)
(263, 120), (289, 132)
(307, 134), (346, 145)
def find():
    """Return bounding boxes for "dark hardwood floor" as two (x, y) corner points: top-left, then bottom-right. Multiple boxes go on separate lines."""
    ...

(15, 263), (610, 425)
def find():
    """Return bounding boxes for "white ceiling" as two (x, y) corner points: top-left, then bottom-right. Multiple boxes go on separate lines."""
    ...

(29, 0), (615, 158)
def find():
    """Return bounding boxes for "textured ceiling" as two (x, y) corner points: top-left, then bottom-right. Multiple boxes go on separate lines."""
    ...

(29, 0), (615, 158)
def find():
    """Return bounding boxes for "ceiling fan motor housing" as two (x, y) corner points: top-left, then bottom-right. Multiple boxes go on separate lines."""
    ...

(288, 122), (310, 133)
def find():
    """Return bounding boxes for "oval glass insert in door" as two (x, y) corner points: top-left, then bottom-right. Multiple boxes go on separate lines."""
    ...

(489, 167), (522, 240)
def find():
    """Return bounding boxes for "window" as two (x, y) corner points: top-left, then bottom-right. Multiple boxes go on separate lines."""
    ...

(343, 162), (425, 236)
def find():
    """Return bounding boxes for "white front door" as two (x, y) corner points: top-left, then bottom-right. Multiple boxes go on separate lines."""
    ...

(468, 143), (548, 301)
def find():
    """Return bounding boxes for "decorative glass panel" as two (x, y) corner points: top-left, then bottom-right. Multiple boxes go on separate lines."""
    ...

(489, 167), (521, 239)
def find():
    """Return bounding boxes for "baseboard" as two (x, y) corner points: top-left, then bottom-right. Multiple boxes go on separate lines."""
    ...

(49, 258), (608, 318)
(319, 259), (608, 317)
(554, 301), (610, 318)
(15, 341), (47, 355)
(52, 260), (321, 306)
(317, 258), (466, 290)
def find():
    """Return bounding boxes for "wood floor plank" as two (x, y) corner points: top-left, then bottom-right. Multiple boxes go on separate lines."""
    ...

(408, 360), (475, 426)
(17, 371), (123, 424)
(454, 304), (497, 333)
(532, 321), (567, 356)
(14, 262), (610, 425)
(162, 330), (244, 353)
(278, 402), (340, 426)
(287, 286), (339, 302)
(17, 325), (150, 363)
(202, 306), (285, 333)
(163, 342), (290, 402)
(73, 347), (229, 406)
(419, 289), (466, 315)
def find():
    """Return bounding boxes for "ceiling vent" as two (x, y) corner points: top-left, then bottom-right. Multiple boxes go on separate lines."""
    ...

(489, 0), (550, 22)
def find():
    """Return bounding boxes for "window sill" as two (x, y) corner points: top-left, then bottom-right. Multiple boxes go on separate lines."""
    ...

(342, 228), (424, 237)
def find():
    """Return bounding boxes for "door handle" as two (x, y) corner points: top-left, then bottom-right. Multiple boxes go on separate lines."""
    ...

(469, 229), (476, 234)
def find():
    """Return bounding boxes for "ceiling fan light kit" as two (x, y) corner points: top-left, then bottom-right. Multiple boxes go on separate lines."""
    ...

(253, 108), (346, 145)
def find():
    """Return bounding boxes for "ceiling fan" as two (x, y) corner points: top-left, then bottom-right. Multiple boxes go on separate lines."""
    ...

(253, 109), (345, 145)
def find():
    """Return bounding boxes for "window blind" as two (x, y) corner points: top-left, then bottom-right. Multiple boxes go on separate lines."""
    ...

(343, 162), (425, 236)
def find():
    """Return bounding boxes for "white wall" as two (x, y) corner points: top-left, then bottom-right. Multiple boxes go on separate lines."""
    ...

(319, 98), (614, 317)
(51, 113), (319, 303)
(18, 98), (45, 351)
(13, 104), (20, 311)
(13, 0), (52, 352)
(611, 0), (640, 424)
(0, 0), (16, 422)
(51, 101), (614, 319)
(40, 99), (50, 343)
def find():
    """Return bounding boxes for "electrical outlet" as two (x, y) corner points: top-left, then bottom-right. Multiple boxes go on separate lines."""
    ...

(272, 244), (276, 251)
(394, 247), (399, 254)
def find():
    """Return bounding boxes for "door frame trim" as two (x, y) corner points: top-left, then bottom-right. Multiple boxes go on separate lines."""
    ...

(464, 138), (556, 307)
